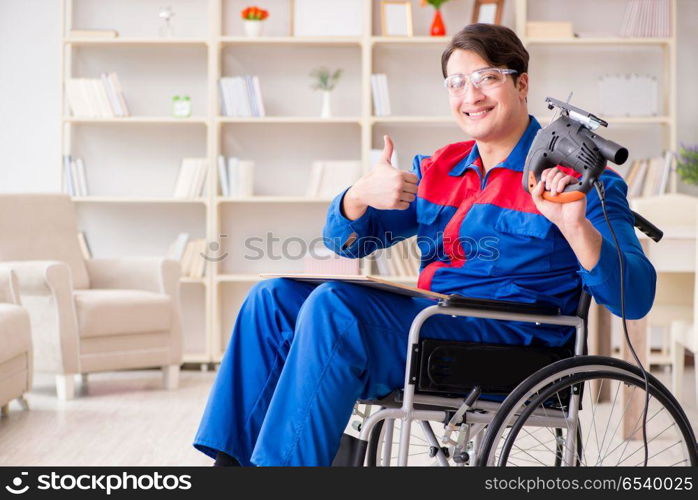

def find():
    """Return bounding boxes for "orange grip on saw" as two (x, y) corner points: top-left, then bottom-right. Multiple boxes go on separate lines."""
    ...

(528, 171), (586, 204)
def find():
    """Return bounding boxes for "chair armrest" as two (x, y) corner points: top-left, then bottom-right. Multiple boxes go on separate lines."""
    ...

(0, 266), (21, 305)
(86, 258), (181, 295)
(1, 260), (79, 374)
(439, 294), (560, 316)
(1, 260), (75, 296)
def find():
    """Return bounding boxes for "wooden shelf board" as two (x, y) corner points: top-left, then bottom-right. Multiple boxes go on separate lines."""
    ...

(64, 38), (209, 46)
(216, 196), (332, 203)
(218, 116), (361, 124)
(180, 277), (207, 284)
(64, 117), (208, 125)
(216, 274), (264, 283)
(371, 116), (454, 124)
(371, 36), (450, 46)
(220, 36), (361, 46)
(525, 37), (673, 45)
(72, 197), (207, 204)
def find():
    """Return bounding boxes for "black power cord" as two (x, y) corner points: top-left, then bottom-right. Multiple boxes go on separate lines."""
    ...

(593, 179), (650, 466)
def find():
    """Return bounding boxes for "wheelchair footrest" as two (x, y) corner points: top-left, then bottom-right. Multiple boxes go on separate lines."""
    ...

(418, 339), (573, 396)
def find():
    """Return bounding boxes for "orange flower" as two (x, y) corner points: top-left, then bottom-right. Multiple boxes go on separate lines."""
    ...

(241, 6), (269, 20)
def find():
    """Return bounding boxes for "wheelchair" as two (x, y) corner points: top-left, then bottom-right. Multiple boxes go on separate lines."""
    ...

(349, 212), (698, 467)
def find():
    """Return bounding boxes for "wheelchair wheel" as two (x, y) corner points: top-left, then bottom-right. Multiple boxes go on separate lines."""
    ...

(478, 356), (698, 466)
(366, 417), (447, 466)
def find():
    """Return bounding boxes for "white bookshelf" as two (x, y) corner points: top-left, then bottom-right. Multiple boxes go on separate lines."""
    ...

(61, 0), (679, 365)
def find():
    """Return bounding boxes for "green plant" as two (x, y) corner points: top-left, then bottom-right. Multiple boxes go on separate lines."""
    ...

(423, 0), (451, 9)
(676, 144), (698, 186)
(310, 67), (342, 91)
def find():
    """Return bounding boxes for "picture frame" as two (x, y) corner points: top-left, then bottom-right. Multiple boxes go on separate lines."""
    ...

(380, 1), (413, 37)
(291, 0), (362, 37)
(472, 0), (505, 25)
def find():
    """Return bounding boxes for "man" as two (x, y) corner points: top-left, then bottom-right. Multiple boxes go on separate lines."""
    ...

(193, 23), (655, 466)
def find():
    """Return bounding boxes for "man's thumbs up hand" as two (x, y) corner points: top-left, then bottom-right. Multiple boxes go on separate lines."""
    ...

(344, 135), (418, 215)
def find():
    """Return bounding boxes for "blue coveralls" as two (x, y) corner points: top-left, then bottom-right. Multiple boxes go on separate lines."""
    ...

(193, 115), (656, 466)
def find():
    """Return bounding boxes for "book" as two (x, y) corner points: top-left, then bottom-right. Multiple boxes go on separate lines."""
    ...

(62, 155), (74, 195)
(259, 273), (447, 301)
(370, 74), (391, 116)
(218, 155), (230, 197)
(108, 72), (130, 116)
(641, 157), (661, 198)
(65, 74), (129, 117)
(77, 232), (92, 260)
(101, 73), (123, 116)
(306, 161), (362, 199)
(657, 151), (673, 196)
(219, 76), (265, 117)
(75, 158), (88, 196)
(166, 233), (190, 260)
(620, 0), (671, 38)
(174, 158), (207, 199)
(629, 159), (649, 198)
(624, 160), (641, 189)
(236, 160), (255, 197)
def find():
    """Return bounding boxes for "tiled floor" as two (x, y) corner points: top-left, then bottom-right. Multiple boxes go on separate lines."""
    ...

(0, 365), (695, 466)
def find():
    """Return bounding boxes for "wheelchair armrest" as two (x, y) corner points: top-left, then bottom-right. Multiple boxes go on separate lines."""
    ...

(439, 294), (560, 317)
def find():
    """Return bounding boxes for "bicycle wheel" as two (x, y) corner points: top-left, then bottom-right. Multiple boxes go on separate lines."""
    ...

(478, 356), (697, 466)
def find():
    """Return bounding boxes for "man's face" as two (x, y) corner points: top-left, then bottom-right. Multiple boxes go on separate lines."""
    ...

(445, 49), (528, 142)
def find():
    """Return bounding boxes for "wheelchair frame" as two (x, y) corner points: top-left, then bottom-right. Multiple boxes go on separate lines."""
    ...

(353, 302), (587, 466)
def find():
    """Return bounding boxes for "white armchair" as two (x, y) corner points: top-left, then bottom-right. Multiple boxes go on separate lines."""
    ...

(0, 194), (182, 400)
(0, 267), (32, 415)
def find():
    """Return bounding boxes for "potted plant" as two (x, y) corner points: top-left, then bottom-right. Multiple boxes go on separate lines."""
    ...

(310, 67), (342, 118)
(421, 0), (450, 36)
(676, 144), (698, 186)
(241, 6), (269, 37)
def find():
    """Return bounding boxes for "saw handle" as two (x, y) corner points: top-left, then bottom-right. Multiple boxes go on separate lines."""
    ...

(528, 171), (586, 203)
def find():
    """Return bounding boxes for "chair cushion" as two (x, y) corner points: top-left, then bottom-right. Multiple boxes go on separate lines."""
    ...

(0, 303), (32, 362)
(74, 289), (172, 338)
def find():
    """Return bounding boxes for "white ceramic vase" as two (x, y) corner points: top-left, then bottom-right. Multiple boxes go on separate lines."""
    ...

(243, 20), (264, 37)
(321, 90), (332, 118)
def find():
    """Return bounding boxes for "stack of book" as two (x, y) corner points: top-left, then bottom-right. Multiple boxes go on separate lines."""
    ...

(620, 0), (671, 37)
(219, 76), (265, 117)
(65, 73), (130, 118)
(166, 233), (207, 278)
(306, 161), (362, 199)
(173, 158), (208, 199)
(373, 238), (420, 278)
(217, 156), (254, 197)
(62, 155), (89, 196)
(371, 74), (391, 116)
(624, 152), (674, 198)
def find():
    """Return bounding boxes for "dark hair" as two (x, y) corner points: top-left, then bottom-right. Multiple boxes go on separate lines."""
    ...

(441, 23), (529, 82)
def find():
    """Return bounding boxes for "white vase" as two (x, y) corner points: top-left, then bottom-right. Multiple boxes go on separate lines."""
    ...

(321, 90), (332, 118)
(243, 20), (264, 37)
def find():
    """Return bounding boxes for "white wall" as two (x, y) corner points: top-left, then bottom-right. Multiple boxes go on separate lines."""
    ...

(0, 0), (61, 192)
